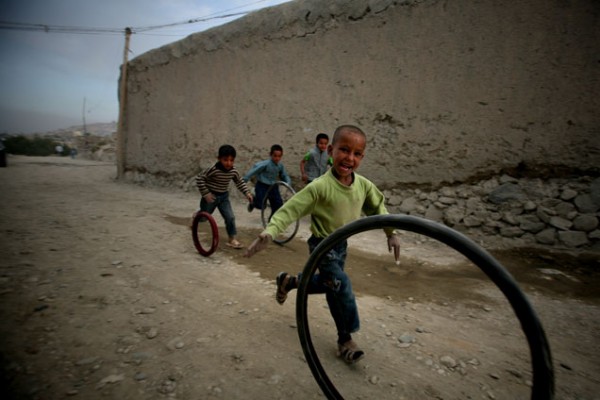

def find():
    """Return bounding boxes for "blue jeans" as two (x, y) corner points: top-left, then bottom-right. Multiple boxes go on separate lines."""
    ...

(200, 191), (237, 237)
(254, 181), (283, 219)
(301, 235), (359, 336)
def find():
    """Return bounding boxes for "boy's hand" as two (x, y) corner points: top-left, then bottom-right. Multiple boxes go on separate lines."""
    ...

(247, 193), (253, 203)
(387, 234), (401, 265)
(203, 193), (215, 203)
(244, 233), (272, 257)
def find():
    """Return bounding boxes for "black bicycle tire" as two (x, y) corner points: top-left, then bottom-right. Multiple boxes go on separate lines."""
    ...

(296, 214), (554, 400)
(260, 181), (299, 245)
(191, 211), (219, 257)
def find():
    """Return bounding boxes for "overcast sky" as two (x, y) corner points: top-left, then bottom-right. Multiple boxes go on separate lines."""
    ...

(0, 0), (292, 133)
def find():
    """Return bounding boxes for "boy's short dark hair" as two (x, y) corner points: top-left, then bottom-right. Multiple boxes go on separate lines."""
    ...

(316, 133), (329, 143)
(332, 125), (365, 144)
(218, 144), (236, 158)
(270, 144), (283, 154)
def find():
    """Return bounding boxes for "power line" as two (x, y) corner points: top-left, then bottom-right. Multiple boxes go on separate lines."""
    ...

(0, 11), (248, 35)
(0, 0), (281, 36)
(132, 11), (248, 33)
(132, 0), (273, 32)
(0, 21), (124, 34)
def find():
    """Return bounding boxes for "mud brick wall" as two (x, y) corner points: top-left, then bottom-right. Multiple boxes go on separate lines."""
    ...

(121, 0), (599, 190)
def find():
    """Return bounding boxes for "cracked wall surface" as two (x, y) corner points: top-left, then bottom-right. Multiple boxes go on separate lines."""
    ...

(121, 0), (599, 188)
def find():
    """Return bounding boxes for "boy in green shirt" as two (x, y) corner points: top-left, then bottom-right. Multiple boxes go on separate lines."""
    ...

(245, 125), (400, 363)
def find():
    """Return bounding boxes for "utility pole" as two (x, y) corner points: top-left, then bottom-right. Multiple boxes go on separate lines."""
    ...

(116, 27), (132, 179)
(82, 96), (87, 135)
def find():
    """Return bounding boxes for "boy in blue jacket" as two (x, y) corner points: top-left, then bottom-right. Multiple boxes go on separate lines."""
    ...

(243, 144), (292, 218)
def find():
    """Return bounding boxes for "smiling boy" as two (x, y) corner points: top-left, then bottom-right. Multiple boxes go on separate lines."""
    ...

(245, 124), (400, 363)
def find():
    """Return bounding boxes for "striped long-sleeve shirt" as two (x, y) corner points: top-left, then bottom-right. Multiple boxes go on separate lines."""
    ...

(195, 162), (251, 197)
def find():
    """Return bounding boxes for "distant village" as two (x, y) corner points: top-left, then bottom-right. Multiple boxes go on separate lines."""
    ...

(1, 121), (117, 162)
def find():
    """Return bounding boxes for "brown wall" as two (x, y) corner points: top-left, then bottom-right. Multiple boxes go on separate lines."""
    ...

(121, 0), (599, 189)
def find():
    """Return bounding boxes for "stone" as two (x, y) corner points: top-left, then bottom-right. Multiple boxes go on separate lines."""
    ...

(521, 221), (546, 233)
(440, 187), (456, 197)
(536, 207), (556, 224)
(555, 201), (576, 218)
(517, 215), (546, 233)
(558, 231), (589, 247)
(590, 178), (600, 207)
(398, 333), (416, 343)
(146, 327), (159, 339)
(415, 205), (427, 214)
(463, 215), (483, 227)
(489, 212), (502, 221)
(522, 179), (559, 199)
(484, 220), (504, 229)
(399, 197), (419, 213)
(499, 174), (518, 184)
(456, 187), (472, 199)
(574, 194), (599, 213)
(438, 196), (456, 205)
(425, 205), (443, 222)
(549, 216), (572, 231)
(572, 215), (599, 232)
(535, 229), (556, 245)
(426, 192), (438, 202)
(500, 226), (524, 238)
(540, 198), (563, 208)
(433, 201), (448, 209)
(560, 188), (578, 201)
(440, 355), (457, 368)
(501, 212), (519, 225)
(566, 211), (578, 220)
(488, 183), (527, 205)
(444, 206), (464, 226)
(465, 197), (484, 212)
(387, 194), (403, 206)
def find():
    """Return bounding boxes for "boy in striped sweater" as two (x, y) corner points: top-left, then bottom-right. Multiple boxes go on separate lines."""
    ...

(195, 145), (253, 249)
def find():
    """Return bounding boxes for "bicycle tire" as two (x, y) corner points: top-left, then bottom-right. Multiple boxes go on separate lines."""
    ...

(191, 211), (219, 257)
(296, 214), (554, 400)
(260, 181), (299, 245)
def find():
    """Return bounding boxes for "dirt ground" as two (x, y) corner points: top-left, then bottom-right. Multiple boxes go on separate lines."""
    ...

(0, 156), (598, 400)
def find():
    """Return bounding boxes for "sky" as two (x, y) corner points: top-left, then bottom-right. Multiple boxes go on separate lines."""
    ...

(0, 0), (292, 133)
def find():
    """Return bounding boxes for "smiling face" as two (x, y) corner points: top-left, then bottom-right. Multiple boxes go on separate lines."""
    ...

(317, 138), (329, 152)
(270, 150), (283, 164)
(328, 128), (366, 186)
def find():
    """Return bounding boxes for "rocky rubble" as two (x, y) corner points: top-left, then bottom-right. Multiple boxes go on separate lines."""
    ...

(384, 175), (600, 252)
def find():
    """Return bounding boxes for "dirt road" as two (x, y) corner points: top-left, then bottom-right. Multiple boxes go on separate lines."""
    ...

(0, 156), (598, 399)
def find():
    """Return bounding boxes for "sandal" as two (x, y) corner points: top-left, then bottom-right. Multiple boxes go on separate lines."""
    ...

(226, 239), (244, 249)
(275, 272), (292, 305)
(337, 340), (365, 364)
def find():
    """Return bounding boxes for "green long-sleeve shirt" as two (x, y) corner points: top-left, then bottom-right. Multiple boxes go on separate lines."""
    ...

(263, 169), (394, 239)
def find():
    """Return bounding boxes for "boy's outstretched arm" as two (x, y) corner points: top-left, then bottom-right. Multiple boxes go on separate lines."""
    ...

(244, 233), (272, 257)
(387, 234), (401, 265)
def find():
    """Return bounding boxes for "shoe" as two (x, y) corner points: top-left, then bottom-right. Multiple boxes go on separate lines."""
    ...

(275, 272), (293, 305)
(337, 340), (365, 364)
(226, 239), (244, 249)
(247, 203), (254, 212)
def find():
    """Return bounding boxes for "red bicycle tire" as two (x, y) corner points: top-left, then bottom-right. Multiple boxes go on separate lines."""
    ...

(191, 211), (219, 257)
